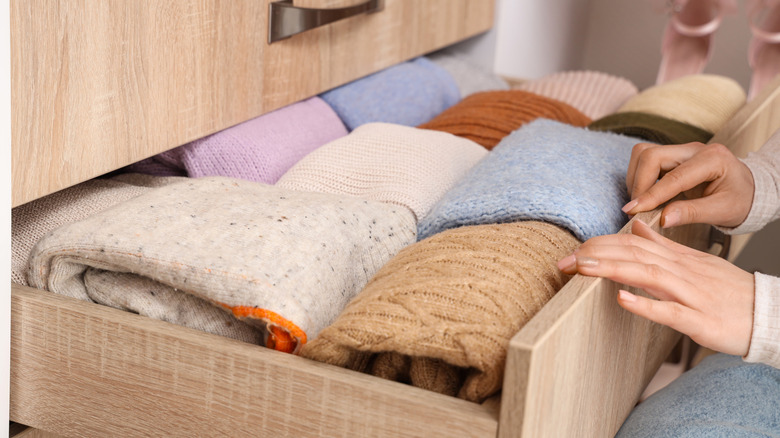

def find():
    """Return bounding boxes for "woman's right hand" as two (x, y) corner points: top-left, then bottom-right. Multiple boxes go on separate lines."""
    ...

(622, 142), (755, 228)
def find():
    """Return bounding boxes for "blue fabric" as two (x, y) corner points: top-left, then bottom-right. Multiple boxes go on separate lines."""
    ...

(320, 57), (460, 131)
(417, 119), (642, 242)
(617, 354), (780, 438)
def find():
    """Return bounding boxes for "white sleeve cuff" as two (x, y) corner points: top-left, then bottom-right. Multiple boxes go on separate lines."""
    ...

(718, 155), (780, 235)
(744, 272), (780, 369)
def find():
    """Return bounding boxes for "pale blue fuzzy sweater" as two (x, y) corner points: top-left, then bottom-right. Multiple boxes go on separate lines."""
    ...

(418, 119), (649, 242)
(320, 57), (460, 131)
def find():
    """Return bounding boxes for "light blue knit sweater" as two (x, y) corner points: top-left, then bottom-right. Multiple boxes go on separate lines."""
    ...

(418, 119), (649, 242)
(320, 57), (460, 131)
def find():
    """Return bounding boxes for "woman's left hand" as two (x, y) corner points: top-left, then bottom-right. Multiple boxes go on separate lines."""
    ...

(557, 219), (755, 356)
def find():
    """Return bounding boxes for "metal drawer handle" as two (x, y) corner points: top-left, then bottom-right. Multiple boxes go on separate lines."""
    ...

(268, 0), (384, 43)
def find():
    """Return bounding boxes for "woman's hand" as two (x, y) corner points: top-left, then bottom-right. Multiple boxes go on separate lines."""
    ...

(557, 219), (755, 356)
(622, 142), (755, 229)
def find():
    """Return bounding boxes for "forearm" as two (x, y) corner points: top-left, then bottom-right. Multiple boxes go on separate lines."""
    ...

(744, 272), (780, 369)
(725, 129), (780, 234)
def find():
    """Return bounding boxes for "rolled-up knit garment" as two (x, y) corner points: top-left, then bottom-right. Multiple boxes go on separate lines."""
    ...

(125, 97), (348, 184)
(11, 175), (264, 344)
(85, 270), (265, 344)
(301, 221), (580, 402)
(276, 123), (488, 221)
(426, 50), (510, 97)
(12, 174), (184, 287)
(516, 70), (639, 120)
(616, 74), (746, 134)
(418, 90), (591, 150)
(588, 112), (713, 145)
(28, 177), (417, 353)
(418, 119), (645, 242)
(319, 57), (460, 131)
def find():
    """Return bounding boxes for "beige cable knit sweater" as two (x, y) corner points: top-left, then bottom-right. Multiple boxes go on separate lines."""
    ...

(726, 128), (780, 368)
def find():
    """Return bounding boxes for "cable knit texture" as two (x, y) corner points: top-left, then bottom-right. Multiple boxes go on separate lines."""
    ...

(418, 119), (641, 242)
(126, 97), (347, 184)
(516, 70), (639, 120)
(300, 221), (580, 402)
(418, 90), (591, 150)
(588, 112), (713, 145)
(319, 57), (460, 131)
(617, 74), (746, 134)
(427, 49), (509, 97)
(277, 123), (487, 221)
(28, 177), (417, 353)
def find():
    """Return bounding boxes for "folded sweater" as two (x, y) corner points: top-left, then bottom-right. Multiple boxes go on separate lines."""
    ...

(301, 221), (580, 402)
(320, 57), (460, 131)
(277, 123), (487, 221)
(418, 119), (645, 241)
(418, 90), (591, 150)
(28, 177), (417, 353)
(126, 97), (347, 184)
(516, 70), (639, 120)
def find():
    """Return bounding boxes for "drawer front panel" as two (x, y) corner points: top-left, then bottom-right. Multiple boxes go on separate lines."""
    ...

(11, 0), (494, 206)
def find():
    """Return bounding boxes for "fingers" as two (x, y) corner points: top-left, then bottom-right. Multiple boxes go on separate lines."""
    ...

(569, 252), (698, 306)
(660, 193), (738, 228)
(616, 290), (704, 342)
(625, 142), (655, 196)
(627, 145), (723, 215)
(629, 219), (703, 257)
(625, 142), (702, 202)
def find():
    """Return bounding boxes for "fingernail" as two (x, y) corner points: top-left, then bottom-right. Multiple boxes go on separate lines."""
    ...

(577, 256), (599, 267)
(662, 209), (680, 228)
(621, 199), (638, 214)
(557, 254), (576, 271)
(618, 289), (637, 303)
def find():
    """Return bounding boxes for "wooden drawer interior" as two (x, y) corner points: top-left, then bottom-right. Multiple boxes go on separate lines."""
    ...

(10, 0), (780, 435)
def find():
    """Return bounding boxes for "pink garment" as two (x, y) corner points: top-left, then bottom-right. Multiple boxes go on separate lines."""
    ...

(516, 71), (639, 120)
(127, 97), (348, 184)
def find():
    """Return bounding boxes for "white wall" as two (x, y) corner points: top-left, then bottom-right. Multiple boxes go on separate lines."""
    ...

(447, 0), (778, 275)
(447, 0), (592, 79)
(582, 0), (753, 91)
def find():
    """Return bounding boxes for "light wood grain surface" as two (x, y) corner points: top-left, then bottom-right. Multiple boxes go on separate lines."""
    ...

(10, 284), (498, 438)
(11, 0), (494, 207)
(10, 423), (63, 438)
(496, 76), (780, 438)
(498, 210), (710, 438)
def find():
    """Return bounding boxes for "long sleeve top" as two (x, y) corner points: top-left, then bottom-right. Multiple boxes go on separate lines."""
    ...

(724, 128), (780, 368)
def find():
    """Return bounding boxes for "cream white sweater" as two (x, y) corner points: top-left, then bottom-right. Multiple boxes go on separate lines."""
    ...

(726, 128), (780, 368)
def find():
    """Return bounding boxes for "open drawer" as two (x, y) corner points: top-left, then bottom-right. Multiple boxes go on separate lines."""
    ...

(10, 0), (780, 436)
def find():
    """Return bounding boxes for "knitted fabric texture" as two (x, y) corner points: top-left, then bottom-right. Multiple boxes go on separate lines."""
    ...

(28, 177), (417, 353)
(11, 174), (184, 287)
(301, 221), (580, 402)
(426, 49), (510, 97)
(418, 119), (643, 242)
(516, 70), (639, 120)
(319, 57), (460, 131)
(617, 74), (746, 134)
(276, 123), (488, 221)
(588, 112), (714, 145)
(417, 90), (592, 150)
(85, 270), (265, 344)
(126, 97), (347, 184)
